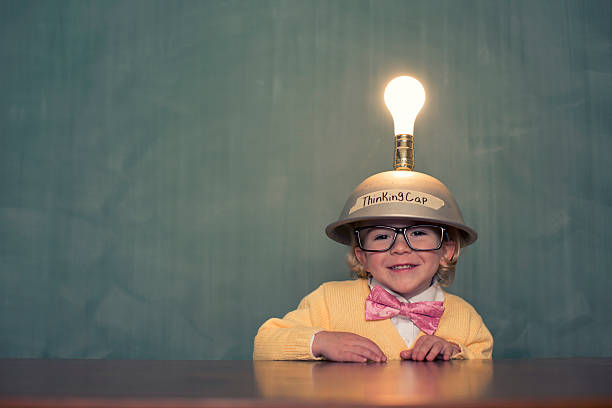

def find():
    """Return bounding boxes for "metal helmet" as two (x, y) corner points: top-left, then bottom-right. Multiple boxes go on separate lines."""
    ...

(325, 170), (477, 247)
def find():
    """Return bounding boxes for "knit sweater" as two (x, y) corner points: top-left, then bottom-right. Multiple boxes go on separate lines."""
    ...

(253, 279), (493, 360)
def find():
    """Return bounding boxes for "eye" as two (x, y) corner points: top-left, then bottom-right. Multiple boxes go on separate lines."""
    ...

(409, 227), (434, 238)
(362, 227), (395, 242)
(373, 233), (391, 241)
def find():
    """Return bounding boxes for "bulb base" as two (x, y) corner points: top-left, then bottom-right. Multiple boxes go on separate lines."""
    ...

(394, 134), (414, 171)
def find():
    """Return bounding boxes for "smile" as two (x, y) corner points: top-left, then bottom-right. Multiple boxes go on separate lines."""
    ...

(390, 264), (417, 270)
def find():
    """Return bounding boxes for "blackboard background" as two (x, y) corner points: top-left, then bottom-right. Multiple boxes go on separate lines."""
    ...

(1, 0), (611, 359)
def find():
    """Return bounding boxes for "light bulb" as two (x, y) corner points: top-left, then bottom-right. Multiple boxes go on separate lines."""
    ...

(384, 76), (426, 136)
(383, 76), (426, 170)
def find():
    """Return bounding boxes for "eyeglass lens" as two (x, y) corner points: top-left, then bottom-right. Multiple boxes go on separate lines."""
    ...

(359, 226), (443, 251)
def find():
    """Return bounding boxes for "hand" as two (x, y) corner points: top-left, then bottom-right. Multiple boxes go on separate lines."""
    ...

(400, 335), (460, 361)
(312, 331), (387, 363)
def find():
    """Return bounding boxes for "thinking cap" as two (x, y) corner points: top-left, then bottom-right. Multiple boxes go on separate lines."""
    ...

(325, 76), (477, 248)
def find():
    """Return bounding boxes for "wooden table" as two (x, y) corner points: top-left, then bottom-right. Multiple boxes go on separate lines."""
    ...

(1, 358), (611, 407)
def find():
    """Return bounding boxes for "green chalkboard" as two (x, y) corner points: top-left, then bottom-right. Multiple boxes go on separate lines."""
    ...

(1, 0), (611, 359)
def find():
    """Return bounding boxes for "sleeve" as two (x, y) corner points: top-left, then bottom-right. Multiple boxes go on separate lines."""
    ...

(448, 312), (494, 360)
(253, 285), (331, 360)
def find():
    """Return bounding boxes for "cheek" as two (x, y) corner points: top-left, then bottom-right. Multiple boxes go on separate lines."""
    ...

(420, 252), (444, 271)
(357, 252), (385, 270)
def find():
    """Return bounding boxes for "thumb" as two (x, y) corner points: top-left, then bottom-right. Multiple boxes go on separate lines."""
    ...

(400, 349), (412, 360)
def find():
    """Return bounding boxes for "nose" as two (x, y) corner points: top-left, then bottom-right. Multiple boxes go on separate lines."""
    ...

(390, 233), (413, 254)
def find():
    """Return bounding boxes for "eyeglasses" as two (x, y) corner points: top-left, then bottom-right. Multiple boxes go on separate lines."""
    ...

(354, 225), (446, 252)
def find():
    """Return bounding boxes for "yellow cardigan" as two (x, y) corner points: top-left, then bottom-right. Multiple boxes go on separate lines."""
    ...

(253, 279), (493, 360)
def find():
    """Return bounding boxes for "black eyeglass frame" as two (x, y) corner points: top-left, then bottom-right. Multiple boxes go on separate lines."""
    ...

(354, 224), (447, 252)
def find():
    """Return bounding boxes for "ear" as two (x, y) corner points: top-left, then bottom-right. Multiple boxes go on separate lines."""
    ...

(354, 246), (368, 266)
(440, 240), (457, 266)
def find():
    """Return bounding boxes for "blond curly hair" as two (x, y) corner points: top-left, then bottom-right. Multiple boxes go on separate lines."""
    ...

(346, 226), (462, 287)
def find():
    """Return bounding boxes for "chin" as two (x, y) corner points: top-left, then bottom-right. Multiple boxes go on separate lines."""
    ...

(388, 283), (419, 295)
(390, 279), (431, 296)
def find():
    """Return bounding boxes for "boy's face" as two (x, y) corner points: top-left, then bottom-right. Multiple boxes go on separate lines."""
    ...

(354, 220), (456, 299)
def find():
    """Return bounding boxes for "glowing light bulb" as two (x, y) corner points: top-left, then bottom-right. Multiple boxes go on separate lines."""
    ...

(384, 76), (426, 135)
(383, 76), (426, 170)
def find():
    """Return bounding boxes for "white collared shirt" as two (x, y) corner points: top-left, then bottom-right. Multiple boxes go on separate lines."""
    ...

(369, 277), (445, 348)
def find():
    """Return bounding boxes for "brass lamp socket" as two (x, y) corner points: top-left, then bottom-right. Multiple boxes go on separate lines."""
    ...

(394, 134), (414, 171)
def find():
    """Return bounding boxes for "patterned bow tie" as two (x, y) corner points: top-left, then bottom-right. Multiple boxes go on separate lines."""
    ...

(365, 285), (445, 335)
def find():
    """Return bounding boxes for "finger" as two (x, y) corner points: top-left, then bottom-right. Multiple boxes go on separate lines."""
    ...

(400, 349), (412, 360)
(415, 336), (447, 361)
(449, 342), (461, 356)
(439, 344), (452, 360)
(349, 336), (387, 362)
(348, 344), (386, 362)
(412, 335), (433, 350)
(334, 351), (367, 363)
(413, 341), (434, 361)
(426, 342), (444, 361)
(409, 346), (423, 361)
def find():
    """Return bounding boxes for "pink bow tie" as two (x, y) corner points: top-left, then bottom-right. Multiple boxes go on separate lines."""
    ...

(365, 285), (444, 335)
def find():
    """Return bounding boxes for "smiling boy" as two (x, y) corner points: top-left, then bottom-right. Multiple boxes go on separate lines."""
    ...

(253, 171), (493, 361)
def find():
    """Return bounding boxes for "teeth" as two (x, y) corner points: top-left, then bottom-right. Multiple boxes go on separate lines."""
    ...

(391, 264), (415, 270)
